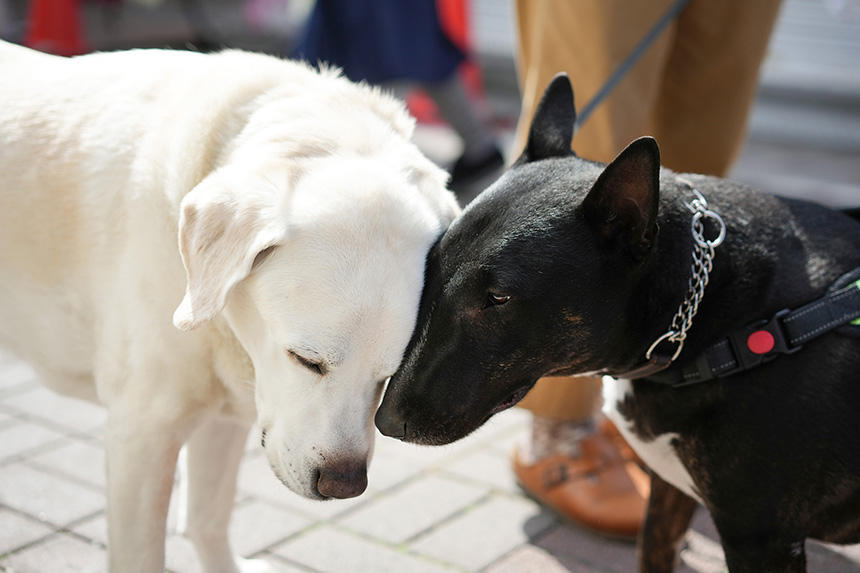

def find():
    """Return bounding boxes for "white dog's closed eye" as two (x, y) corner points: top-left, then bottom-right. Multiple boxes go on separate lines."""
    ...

(286, 349), (327, 376)
(173, 164), (288, 331)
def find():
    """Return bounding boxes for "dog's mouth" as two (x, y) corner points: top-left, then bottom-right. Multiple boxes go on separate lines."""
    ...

(489, 386), (532, 415)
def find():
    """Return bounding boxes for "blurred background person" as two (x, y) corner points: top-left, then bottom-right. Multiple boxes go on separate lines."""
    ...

(292, 0), (505, 192)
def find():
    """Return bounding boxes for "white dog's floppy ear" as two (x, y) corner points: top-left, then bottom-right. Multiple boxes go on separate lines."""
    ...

(173, 166), (287, 331)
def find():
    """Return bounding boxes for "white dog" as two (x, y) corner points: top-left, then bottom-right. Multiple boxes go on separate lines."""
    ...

(0, 41), (458, 572)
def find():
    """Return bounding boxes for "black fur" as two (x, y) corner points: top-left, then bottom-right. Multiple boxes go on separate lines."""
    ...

(376, 74), (860, 572)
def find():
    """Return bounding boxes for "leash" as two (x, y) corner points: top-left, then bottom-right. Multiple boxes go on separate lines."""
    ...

(575, 0), (693, 131)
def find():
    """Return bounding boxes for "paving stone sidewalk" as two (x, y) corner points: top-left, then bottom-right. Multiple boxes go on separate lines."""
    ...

(1, 348), (859, 573)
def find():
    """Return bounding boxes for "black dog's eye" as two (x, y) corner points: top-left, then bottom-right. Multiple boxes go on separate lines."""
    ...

(287, 350), (327, 376)
(487, 293), (512, 306)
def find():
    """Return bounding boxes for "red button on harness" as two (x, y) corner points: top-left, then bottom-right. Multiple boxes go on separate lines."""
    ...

(747, 330), (775, 354)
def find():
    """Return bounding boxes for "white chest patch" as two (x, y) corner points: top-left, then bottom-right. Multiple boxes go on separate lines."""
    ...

(601, 376), (703, 504)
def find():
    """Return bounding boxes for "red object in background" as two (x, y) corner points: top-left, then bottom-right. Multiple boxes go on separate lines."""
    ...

(408, 0), (486, 125)
(437, 0), (484, 98)
(437, 0), (470, 52)
(26, 0), (86, 56)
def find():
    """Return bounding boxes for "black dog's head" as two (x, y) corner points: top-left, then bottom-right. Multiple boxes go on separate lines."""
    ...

(376, 75), (663, 445)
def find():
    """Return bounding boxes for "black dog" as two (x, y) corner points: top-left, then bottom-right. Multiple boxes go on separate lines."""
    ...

(376, 75), (860, 572)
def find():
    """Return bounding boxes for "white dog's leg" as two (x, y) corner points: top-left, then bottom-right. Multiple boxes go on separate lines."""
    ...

(105, 412), (186, 573)
(182, 417), (272, 573)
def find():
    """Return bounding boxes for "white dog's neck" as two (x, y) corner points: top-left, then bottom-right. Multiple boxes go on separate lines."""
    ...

(204, 316), (258, 422)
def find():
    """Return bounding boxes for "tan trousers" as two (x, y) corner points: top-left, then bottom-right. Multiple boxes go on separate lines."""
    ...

(514, 0), (782, 421)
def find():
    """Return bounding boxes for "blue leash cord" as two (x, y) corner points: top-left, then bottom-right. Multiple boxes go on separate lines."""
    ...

(575, 0), (693, 131)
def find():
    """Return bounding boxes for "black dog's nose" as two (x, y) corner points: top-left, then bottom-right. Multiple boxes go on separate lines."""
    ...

(317, 460), (368, 499)
(375, 405), (406, 439)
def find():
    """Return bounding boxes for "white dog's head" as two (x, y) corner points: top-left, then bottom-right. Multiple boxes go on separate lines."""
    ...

(171, 87), (458, 499)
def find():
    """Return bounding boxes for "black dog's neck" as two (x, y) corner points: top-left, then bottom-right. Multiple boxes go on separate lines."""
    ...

(609, 178), (755, 375)
(608, 174), (860, 379)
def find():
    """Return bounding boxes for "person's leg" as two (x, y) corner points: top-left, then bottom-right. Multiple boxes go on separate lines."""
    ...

(514, 0), (677, 163)
(513, 0), (681, 436)
(516, 375), (602, 460)
(511, 0), (684, 539)
(648, 0), (783, 176)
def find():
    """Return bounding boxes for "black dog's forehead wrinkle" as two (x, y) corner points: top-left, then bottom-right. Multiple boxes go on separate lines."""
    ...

(442, 159), (599, 258)
(444, 260), (484, 298)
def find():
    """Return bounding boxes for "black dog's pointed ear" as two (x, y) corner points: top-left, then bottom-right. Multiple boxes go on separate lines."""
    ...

(520, 74), (576, 162)
(582, 137), (660, 259)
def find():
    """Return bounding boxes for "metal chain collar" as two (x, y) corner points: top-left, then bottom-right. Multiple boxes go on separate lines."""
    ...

(645, 179), (727, 363)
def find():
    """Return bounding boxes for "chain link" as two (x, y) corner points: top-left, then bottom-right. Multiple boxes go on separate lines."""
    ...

(645, 181), (726, 362)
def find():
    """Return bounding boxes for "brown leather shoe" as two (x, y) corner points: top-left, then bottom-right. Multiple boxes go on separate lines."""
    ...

(599, 417), (646, 468)
(513, 432), (649, 540)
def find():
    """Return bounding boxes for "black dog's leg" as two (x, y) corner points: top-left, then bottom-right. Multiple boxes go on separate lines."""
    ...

(716, 529), (806, 573)
(639, 472), (697, 573)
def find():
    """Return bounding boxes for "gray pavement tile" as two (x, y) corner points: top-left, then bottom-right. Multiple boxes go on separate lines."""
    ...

(0, 463), (103, 526)
(0, 382), (38, 401)
(229, 500), (314, 556)
(485, 425), (528, 457)
(374, 435), (466, 469)
(373, 409), (529, 472)
(0, 509), (55, 554)
(807, 540), (860, 572)
(0, 421), (67, 463)
(679, 530), (725, 573)
(253, 556), (316, 573)
(238, 456), (367, 519)
(484, 545), (587, 573)
(338, 474), (489, 544)
(0, 362), (37, 391)
(165, 535), (303, 573)
(536, 523), (638, 573)
(1, 532), (106, 573)
(70, 515), (107, 546)
(365, 447), (425, 492)
(273, 525), (454, 573)
(1, 387), (106, 435)
(441, 450), (520, 494)
(25, 440), (105, 488)
(411, 494), (557, 570)
(76, 498), (310, 558)
(73, 510), (308, 573)
(164, 535), (201, 573)
(815, 541), (860, 565)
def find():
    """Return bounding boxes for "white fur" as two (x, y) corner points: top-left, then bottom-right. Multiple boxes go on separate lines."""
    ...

(0, 42), (458, 572)
(601, 376), (703, 504)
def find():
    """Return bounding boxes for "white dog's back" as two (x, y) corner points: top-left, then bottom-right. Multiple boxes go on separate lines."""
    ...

(0, 42), (454, 401)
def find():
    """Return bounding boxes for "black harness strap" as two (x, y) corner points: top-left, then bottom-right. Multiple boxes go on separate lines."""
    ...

(642, 272), (860, 387)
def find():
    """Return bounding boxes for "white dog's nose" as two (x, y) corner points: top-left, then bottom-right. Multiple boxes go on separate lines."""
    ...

(316, 459), (368, 499)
